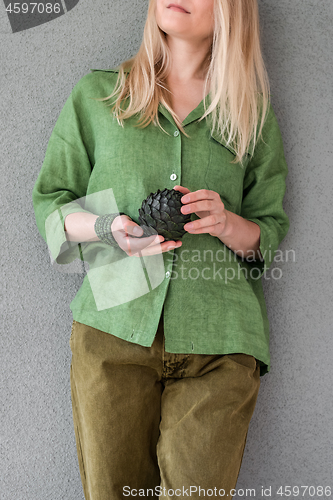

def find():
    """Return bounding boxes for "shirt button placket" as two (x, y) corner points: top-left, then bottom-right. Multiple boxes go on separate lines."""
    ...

(172, 128), (181, 187)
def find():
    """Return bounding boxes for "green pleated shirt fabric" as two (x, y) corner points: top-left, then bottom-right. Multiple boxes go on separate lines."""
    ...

(32, 68), (290, 376)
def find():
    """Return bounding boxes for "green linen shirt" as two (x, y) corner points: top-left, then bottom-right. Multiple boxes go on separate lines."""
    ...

(32, 68), (290, 376)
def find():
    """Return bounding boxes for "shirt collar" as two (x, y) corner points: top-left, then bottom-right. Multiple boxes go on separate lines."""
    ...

(158, 94), (209, 128)
(159, 95), (239, 156)
(91, 68), (244, 157)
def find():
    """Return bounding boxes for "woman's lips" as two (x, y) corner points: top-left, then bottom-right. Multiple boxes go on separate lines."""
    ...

(167, 4), (190, 14)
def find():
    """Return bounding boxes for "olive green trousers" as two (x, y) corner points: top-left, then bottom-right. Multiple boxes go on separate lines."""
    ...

(69, 311), (260, 500)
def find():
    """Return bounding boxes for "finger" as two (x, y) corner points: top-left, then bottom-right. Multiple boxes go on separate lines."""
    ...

(185, 223), (225, 236)
(113, 216), (151, 239)
(136, 240), (182, 257)
(180, 189), (221, 204)
(142, 234), (166, 250)
(173, 185), (191, 195)
(184, 215), (221, 232)
(122, 219), (144, 237)
(111, 217), (166, 254)
(119, 233), (165, 255)
(112, 223), (152, 241)
(181, 199), (217, 214)
(111, 216), (142, 238)
(139, 241), (182, 257)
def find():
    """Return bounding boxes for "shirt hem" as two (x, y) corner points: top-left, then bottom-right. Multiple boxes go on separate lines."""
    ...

(71, 308), (270, 377)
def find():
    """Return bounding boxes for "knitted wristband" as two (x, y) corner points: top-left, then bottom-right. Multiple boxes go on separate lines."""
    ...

(94, 212), (127, 247)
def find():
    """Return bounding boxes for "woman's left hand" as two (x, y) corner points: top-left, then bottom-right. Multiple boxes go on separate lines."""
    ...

(173, 185), (231, 240)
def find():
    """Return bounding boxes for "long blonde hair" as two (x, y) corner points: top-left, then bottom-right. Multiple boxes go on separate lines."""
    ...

(97, 0), (270, 164)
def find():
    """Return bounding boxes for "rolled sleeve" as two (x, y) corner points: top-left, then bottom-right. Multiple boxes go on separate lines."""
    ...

(240, 104), (290, 277)
(32, 77), (93, 265)
(44, 202), (92, 265)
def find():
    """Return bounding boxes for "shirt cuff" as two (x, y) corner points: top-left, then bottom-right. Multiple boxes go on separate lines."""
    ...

(242, 218), (276, 279)
(45, 202), (92, 265)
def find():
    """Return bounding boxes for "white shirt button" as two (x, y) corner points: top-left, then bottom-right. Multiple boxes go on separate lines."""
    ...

(170, 173), (177, 181)
(173, 130), (180, 137)
(165, 271), (171, 279)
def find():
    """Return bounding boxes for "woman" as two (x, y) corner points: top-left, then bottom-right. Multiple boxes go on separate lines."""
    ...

(32, 0), (290, 498)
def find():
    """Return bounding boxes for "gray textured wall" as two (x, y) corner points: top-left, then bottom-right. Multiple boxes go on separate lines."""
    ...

(1, 1), (332, 499)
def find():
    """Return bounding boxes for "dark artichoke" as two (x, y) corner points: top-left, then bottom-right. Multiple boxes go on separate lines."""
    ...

(138, 188), (192, 241)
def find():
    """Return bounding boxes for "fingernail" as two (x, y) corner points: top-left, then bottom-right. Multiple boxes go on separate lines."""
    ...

(133, 226), (142, 235)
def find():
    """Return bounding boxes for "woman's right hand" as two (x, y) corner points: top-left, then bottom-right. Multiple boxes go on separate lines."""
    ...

(111, 215), (182, 256)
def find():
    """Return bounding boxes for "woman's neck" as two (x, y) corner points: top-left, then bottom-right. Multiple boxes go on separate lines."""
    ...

(165, 35), (212, 85)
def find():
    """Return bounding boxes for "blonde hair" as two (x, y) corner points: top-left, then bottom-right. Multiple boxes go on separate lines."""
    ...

(97, 0), (270, 164)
